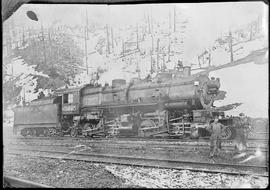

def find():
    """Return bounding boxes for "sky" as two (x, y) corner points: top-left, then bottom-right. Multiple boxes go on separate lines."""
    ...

(7, 2), (266, 31)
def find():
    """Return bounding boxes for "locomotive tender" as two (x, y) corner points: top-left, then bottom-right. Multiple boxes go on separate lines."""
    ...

(13, 66), (244, 139)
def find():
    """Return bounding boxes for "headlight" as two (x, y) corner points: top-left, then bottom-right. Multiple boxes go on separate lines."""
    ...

(194, 81), (199, 86)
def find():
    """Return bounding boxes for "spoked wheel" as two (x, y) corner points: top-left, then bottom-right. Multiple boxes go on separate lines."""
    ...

(30, 129), (37, 137)
(70, 128), (78, 137)
(59, 131), (64, 137)
(221, 127), (233, 140)
(43, 129), (48, 137)
(21, 129), (27, 137)
(50, 128), (57, 136)
(36, 129), (41, 137)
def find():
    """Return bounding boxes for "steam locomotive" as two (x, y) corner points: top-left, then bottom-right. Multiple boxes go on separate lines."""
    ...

(13, 66), (247, 139)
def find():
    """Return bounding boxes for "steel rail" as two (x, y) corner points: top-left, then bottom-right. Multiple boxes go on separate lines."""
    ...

(12, 136), (268, 143)
(9, 137), (268, 151)
(6, 147), (268, 177)
(3, 175), (53, 188)
(11, 136), (268, 146)
(7, 141), (268, 154)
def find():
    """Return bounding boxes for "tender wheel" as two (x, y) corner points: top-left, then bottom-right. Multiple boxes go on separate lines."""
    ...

(221, 127), (233, 140)
(36, 129), (41, 137)
(70, 128), (78, 137)
(50, 128), (57, 136)
(59, 131), (64, 137)
(43, 129), (48, 137)
(21, 129), (27, 137)
(31, 129), (37, 137)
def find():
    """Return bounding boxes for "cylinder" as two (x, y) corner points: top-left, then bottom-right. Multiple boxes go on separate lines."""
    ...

(112, 79), (126, 88)
(165, 101), (189, 109)
(156, 72), (172, 82)
(183, 66), (191, 77)
(174, 70), (184, 78)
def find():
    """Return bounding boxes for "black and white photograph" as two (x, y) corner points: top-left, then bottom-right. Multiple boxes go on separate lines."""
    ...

(2, 0), (269, 188)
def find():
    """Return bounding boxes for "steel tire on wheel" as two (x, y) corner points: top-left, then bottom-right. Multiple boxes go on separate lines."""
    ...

(31, 129), (37, 137)
(43, 129), (48, 137)
(36, 129), (41, 137)
(21, 129), (27, 137)
(70, 128), (78, 137)
(59, 131), (64, 137)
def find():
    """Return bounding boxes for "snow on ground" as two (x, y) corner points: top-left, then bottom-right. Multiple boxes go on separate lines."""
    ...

(210, 60), (268, 118)
(5, 57), (50, 104)
(233, 36), (267, 61)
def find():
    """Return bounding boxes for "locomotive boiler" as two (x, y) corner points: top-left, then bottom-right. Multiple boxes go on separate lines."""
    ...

(13, 66), (245, 139)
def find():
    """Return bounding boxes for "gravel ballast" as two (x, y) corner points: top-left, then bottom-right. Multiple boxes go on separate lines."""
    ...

(4, 154), (268, 188)
(3, 154), (136, 188)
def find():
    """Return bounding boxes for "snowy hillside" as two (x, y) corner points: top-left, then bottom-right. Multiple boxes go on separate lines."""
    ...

(210, 58), (268, 118)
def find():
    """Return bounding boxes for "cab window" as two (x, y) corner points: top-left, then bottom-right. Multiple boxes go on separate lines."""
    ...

(63, 93), (73, 104)
(68, 94), (73, 103)
(63, 94), (68, 104)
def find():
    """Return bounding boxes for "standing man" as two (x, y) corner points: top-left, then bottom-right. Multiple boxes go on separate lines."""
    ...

(207, 118), (224, 158)
(234, 113), (251, 153)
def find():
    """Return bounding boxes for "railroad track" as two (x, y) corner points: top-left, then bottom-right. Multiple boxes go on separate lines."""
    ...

(6, 137), (268, 153)
(8, 135), (269, 148)
(10, 135), (269, 143)
(6, 141), (268, 154)
(6, 146), (268, 177)
(3, 175), (53, 188)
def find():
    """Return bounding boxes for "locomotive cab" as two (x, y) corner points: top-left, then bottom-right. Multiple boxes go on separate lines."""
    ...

(54, 86), (84, 136)
(55, 86), (82, 115)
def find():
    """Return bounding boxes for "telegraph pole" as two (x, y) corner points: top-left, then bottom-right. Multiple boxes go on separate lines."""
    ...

(156, 38), (160, 71)
(174, 6), (176, 32)
(249, 23), (253, 41)
(111, 27), (114, 52)
(228, 31), (233, 62)
(41, 20), (47, 66)
(208, 49), (211, 67)
(22, 27), (25, 45)
(106, 24), (110, 55)
(162, 53), (165, 71)
(147, 13), (151, 34)
(150, 50), (153, 74)
(85, 8), (89, 74)
(169, 12), (171, 32)
(151, 35), (154, 51)
(151, 12), (153, 34)
(167, 38), (171, 62)
(122, 40), (125, 56)
(136, 24), (139, 50)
